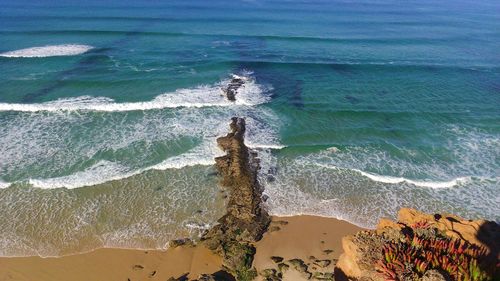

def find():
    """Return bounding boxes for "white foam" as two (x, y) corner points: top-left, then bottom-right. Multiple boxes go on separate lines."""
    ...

(26, 146), (218, 189)
(0, 44), (93, 58)
(0, 180), (10, 189)
(354, 170), (470, 188)
(6, 110), (284, 189)
(247, 144), (287, 150)
(150, 142), (221, 170)
(28, 160), (132, 189)
(0, 76), (269, 112)
(316, 163), (470, 188)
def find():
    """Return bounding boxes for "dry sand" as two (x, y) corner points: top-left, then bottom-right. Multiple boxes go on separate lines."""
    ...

(253, 216), (363, 280)
(0, 215), (363, 281)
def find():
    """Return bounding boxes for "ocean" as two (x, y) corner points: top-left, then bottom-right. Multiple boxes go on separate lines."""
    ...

(0, 0), (498, 257)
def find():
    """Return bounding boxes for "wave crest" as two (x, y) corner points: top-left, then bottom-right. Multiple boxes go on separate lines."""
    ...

(316, 163), (470, 188)
(0, 76), (270, 112)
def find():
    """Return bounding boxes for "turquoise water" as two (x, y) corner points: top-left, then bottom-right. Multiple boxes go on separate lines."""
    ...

(0, 0), (499, 256)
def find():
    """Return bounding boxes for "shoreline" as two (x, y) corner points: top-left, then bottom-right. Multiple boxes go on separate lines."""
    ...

(0, 215), (363, 281)
(2, 116), (497, 280)
(0, 212), (366, 259)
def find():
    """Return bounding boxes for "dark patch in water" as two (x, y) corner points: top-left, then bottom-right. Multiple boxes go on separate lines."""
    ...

(22, 51), (112, 102)
(235, 62), (305, 108)
(330, 63), (354, 75)
(378, 90), (389, 96)
(227, 36), (267, 60)
(290, 79), (304, 108)
(22, 22), (154, 102)
(490, 82), (500, 94)
(345, 95), (361, 104)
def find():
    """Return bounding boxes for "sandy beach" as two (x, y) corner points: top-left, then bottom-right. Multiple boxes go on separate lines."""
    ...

(0, 215), (362, 281)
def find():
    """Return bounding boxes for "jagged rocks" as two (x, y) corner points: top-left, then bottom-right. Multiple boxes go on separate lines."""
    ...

(222, 75), (246, 101)
(270, 256), (284, 264)
(288, 259), (312, 279)
(202, 117), (270, 279)
(259, 257), (336, 281)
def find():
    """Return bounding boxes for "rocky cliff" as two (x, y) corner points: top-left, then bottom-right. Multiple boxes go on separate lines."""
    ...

(336, 208), (500, 281)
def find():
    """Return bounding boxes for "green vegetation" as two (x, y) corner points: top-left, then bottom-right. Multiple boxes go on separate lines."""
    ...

(376, 222), (496, 281)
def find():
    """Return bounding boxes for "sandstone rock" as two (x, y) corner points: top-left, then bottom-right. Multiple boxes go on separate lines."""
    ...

(277, 263), (290, 273)
(201, 117), (270, 279)
(312, 259), (331, 268)
(397, 208), (500, 254)
(288, 259), (312, 279)
(270, 256), (284, 263)
(335, 208), (499, 281)
(336, 233), (383, 281)
(312, 272), (334, 280)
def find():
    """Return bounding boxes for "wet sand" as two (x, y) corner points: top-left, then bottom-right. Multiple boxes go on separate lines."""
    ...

(0, 215), (363, 281)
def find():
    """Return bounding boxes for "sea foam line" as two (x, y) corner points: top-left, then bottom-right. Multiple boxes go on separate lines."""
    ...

(0, 76), (269, 112)
(316, 163), (470, 188)
(0, 44), (93, 58)
(26, 142), (222, 189)
(26, 159), (216, 189)
(2, 141), (284, 190)
(0, 180), (10, 189)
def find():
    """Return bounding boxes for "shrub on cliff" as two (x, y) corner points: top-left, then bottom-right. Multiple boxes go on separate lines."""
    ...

(376, 222), (497, 281)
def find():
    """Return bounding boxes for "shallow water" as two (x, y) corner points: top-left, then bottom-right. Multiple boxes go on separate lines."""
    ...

(0, 0), (499, 256)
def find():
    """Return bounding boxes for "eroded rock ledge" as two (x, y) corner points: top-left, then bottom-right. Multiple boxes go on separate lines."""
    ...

(202, 117), (271, 279)
(336, 208), (500, 281)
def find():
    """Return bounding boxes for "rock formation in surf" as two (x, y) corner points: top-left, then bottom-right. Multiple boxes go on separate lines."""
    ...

(336, 208), (500, 281)
(202, 117), (271, 280)
(222, 76), (246, 101)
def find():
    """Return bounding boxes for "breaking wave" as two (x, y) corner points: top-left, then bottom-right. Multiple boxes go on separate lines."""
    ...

(0, 44), (93, 58)
(0, 76), (270, 112)
(316, 163), (471, 188)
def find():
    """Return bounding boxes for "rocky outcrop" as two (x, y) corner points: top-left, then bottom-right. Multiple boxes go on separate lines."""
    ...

(222, 76), (246, 101)
(202, 117), (271, 280)
(336, 208), (500, 281)
(258, 256), (336, 281)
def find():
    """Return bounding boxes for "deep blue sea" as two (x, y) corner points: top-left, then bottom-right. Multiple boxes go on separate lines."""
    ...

(0, 0), (499, 256)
